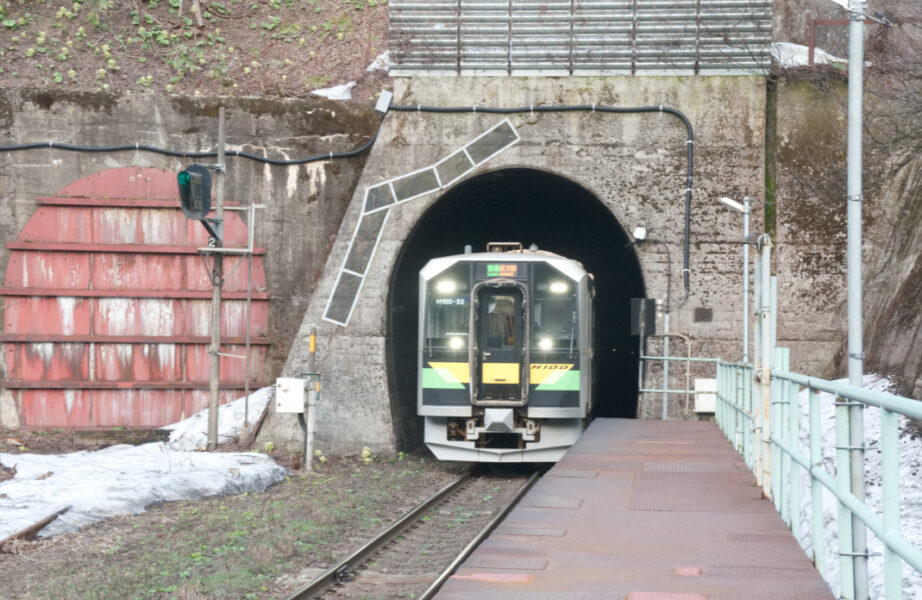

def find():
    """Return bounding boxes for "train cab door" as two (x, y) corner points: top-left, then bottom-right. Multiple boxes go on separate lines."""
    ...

(472, 283), (528, 405)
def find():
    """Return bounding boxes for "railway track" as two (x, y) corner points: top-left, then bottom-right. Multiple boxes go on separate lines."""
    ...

(283, 466), (540, 600)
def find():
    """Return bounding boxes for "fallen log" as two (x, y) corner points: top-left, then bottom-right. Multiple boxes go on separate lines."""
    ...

(0, 507), (69, 550)
(241, 398), (271, 450)
(73, 428), (170, 448)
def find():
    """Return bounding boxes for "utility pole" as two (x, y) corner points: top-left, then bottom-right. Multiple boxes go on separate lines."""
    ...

(758, 234), (772, 499)
(742, 196), (750, 363)
(846, 0), (869, 596)
(207, 108), (226, 450)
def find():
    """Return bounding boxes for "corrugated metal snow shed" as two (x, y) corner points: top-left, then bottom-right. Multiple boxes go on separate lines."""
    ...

(0, 167), (270, 429)
(389, 0), (772, 76)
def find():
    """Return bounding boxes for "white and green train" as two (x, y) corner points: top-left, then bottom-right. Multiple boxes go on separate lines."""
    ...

(418, 243), (595, 462)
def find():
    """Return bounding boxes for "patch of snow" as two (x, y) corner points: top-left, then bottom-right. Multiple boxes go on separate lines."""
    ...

(310, 81), (356, 100)
(366, 51), (390, 72)
(793, 375), (922, 598)
(163, 386), (273, 451)
(0, 387), (284, 540)
(772, 42), (846, 68)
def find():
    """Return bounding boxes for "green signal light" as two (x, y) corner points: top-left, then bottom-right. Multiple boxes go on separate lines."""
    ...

(177, 165), (212, 220)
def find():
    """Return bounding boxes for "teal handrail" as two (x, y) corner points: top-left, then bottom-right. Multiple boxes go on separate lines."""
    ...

(716, 350), (920, 599)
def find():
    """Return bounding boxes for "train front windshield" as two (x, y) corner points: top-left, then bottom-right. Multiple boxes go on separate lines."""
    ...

(424, 262), (471, 357)
(531, 263), (578, 360)
(422, 260), (580, 401)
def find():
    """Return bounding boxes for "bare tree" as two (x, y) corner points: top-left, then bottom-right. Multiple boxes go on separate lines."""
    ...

(865, 1), (922, 156)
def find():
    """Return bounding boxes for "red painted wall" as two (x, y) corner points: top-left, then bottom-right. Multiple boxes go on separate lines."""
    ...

(1, 167), (270, 428)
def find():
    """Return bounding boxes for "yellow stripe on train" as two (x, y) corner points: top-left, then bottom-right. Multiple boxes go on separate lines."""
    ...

(427, 362), (471, 384)
(426, 362), (574, 385)
(529, 363), (574, 385)
(482, 363), (520, 384)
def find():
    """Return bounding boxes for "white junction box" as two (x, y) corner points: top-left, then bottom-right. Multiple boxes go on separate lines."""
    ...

(693, 378), (717, 413)
(275, 377), (306, 413)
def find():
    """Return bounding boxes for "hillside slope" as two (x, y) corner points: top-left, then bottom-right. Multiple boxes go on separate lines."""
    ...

(0, 0), (389, 100)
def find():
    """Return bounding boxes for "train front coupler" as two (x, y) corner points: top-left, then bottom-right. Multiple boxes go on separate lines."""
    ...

(464, 409), (539, 442)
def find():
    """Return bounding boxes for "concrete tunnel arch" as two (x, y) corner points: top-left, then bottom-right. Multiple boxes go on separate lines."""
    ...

(387, 168), (646, 450)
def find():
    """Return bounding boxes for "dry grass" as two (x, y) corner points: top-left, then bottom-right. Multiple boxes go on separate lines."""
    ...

(0, 452), (464, 600)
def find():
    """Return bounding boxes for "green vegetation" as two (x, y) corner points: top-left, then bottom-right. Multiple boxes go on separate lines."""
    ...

(0, 0), (388, 96)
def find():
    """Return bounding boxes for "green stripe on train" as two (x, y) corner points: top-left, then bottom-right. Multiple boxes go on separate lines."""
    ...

(535, 370), (580, 391)
(421, 368), (465, 389)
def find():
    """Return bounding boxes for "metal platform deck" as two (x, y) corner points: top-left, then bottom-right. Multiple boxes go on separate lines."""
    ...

(435, 418), (834, 600)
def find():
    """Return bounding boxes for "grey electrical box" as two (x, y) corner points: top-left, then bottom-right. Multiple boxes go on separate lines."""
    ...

(302, 373), (321, 407)
(276, 377), (306, 413)
(375, 90), (393, 115)
(630, 298), (657, 335)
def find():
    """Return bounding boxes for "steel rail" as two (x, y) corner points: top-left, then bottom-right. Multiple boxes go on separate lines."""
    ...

(283, 471), (472, 600)
(417, 470), (541, 599)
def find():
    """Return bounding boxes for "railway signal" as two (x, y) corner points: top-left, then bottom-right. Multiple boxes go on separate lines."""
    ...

(177, 164), (212, 220)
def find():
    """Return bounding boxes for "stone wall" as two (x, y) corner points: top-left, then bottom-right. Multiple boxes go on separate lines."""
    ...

(772, 71), (922, 400)
(268, 76), (768, 453)
(772, 78), (851, 376)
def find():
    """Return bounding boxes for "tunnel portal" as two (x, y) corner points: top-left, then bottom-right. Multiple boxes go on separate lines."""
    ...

(388, 168), (646, 449)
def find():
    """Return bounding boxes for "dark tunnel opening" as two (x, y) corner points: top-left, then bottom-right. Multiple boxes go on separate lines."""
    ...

(387, 168), (646, 450)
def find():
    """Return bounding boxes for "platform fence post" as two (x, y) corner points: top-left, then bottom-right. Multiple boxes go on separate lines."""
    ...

(759, 236), (773, 499)
(836, 392), (856, 599)
(744, 363), (753, 470)
(737, 367), (745, 452)
(788, 371), (801, 541)
(752, 257), (763, 489)
(809, 387), (825, 577)
(881, 406), (902, 599)
(717, 364), (724, 433)
(771, 347), (783, 513)
(777, 348), (791, 526)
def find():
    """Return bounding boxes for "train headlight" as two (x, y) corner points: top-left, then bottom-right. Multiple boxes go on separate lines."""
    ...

(436, 280), (457, 294)
(449, 337), (465, 350)
(538, 337), (553, 351)
(549, 281), (569, 294)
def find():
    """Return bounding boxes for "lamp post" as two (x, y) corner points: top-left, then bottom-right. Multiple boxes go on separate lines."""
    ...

(632, 228), (672, 420)
(717, 196), (751, 363)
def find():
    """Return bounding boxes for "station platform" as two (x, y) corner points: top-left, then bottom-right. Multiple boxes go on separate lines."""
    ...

(436, 418), (834, 599)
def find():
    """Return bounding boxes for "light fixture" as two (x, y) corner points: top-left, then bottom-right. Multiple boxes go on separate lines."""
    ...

(538, 338), (553, 351)
(716, 195), (753, 364)
(549, 281), (569, 294)
(436, 280), (456, 294)
(741, 233), (760, 245)
(718, 196), (749, 214)
(449, 337), (464, 350)
(632, 226), (647, 241)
